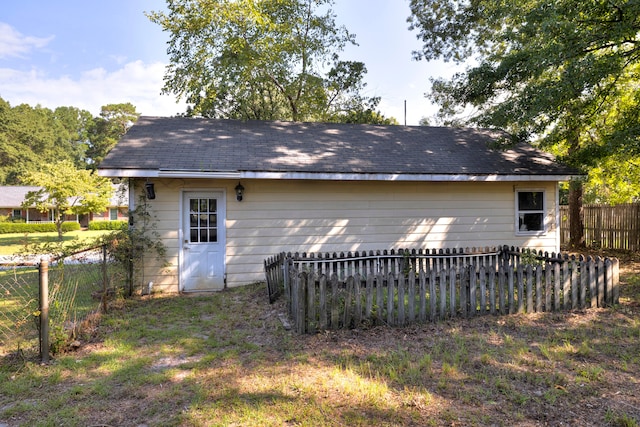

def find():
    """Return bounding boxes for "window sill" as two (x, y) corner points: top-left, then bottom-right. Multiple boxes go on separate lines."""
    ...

(516, 230), (546, 237)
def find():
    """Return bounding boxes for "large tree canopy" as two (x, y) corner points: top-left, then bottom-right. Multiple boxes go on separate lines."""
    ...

(409, 0), (640, 149)
(0, 97), (139, 183)
(0, 99), (93, 184)
(148, 0), (393, 123)
(408, 0), (640, 245)
(86, 103), (140, 169)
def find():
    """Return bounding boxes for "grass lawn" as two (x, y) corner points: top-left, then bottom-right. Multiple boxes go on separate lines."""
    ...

(1, 250), (639, 427)
(0, 230), (113, 256)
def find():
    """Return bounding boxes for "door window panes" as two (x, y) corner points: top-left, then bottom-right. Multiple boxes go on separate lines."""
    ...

(189, 198), (218, 243)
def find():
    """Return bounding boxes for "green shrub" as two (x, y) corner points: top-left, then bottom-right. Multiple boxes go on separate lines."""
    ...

(0, 221), (80, 234)
(0, 215), (24, 223)
(63, 222), (81, 232)
(88, 220), (128, 231)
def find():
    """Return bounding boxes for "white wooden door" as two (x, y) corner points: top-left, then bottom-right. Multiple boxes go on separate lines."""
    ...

(181, 192), (225, 291)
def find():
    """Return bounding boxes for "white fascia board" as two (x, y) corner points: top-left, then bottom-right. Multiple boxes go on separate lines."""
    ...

(98, 169), (159, 178)
(240, 171), (578, 182)
(98, 169), (241, 179)
(158, 170), (242, 179)
(98, 168), (577, 182)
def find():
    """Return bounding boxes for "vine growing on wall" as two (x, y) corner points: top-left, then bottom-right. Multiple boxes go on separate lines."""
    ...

(101, 191), (167, 295)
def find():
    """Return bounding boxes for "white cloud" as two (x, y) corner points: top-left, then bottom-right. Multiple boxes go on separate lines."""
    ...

(0, 60), (187, 116)
(0, 22), (54, 59)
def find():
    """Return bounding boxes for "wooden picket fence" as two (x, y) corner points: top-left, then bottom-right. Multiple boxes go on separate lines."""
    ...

(264, 247), (619, 334)
(264, 247), (502, 303)
(560, 203), (640, 251)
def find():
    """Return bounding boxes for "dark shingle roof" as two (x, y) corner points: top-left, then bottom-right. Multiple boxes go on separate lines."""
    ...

(99, 116), (579, 178)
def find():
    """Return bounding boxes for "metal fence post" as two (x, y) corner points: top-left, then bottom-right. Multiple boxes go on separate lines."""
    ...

(128, 247), (134, 297)
(102, 244), (108, 313)
(39, 259), (49, 363)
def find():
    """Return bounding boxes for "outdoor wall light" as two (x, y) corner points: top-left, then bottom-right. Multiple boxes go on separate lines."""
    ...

(145, 182), (156, 200)
(235, 182), (244, 202)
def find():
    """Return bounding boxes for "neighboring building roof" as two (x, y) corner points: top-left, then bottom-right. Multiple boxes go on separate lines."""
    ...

(99, 116), (581, 182)
(0, 185), (128, 208)
(0, 186), (40, 208)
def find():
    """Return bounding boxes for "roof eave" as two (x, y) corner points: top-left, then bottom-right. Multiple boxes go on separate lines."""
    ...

(98, 168), (581, 182)
(242, 171), (580, 182)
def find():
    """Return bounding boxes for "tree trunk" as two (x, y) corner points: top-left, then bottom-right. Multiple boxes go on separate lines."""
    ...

(565, 116), (585, 249)
(55, 209), (64, 241)
(568, 179), (585, 248)
(56, 221), (64, 241)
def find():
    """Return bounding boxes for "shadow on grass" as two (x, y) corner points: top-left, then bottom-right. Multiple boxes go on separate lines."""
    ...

(1, 277), (639, 426)
(0, 234), (76, 255)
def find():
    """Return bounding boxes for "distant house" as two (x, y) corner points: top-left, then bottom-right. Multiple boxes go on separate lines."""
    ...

(0, 185), (128, 227)
(85, 184), (130, 226)
(98, 116), (581, 292)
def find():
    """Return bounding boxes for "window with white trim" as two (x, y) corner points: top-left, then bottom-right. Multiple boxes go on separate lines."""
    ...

(516, 190), (545, 234)
(109, 208), (118, 221)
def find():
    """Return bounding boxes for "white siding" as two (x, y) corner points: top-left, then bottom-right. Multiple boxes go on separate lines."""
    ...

(133, 178), (560, 291)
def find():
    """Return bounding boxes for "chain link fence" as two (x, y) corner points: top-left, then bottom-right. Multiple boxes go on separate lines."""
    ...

(0, 264), (40, 356)
(0, 245), (131, 360)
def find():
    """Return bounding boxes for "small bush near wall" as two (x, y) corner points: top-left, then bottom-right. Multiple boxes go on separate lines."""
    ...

(88, 220), (128, 231)
(0, 222), (81, 234)
(0, 215), (25, 223)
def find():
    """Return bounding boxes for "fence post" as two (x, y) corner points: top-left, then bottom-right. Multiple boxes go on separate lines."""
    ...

(39, 259), (49, 364)
(127, 246), (134, 297)
(283, 256), (290, 308)
(102, 244), (108, 313)
(612, 258), (620, 304)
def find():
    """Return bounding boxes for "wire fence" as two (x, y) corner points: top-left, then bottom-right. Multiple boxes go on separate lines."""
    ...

(0, 264), (39, 356)
(0, 245), (131, 360)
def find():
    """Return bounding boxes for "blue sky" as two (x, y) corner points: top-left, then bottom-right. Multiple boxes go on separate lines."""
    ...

(0, 0), (460, 125)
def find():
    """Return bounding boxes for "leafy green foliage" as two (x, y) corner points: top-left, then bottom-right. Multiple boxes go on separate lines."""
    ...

(584, 155), (640, 203)
(0, 222), (80, 234)
(147, 0), (395, 123)
(86, 103), (140, 170)
(327, 97), (399, 125)
(408, 0), (640, 204)
(22, 160), (113, 240)
(0, 97), (140, 183)
(97, 194), (167, 294)
(0, 98), (93, 184)
(88, 220), (128, 231)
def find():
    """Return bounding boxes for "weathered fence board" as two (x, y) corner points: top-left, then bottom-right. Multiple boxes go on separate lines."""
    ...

(560, 203), (640, 251)
(265, 246), (620, 334)
(264, 252), (288, 303)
